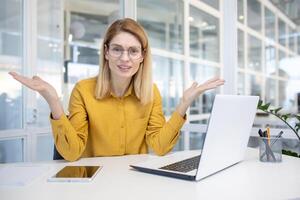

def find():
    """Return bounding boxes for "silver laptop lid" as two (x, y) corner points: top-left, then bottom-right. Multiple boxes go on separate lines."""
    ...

(196, 95), (259, 181)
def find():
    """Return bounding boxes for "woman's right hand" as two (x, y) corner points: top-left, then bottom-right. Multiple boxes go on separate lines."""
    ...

(8, 72), (59, 104)
(9, 72), (64, 119)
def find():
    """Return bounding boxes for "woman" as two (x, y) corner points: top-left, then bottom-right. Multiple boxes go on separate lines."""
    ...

(9, 18), (224, 161)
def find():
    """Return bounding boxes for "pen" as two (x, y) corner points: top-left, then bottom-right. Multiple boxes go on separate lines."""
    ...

(263, 130), (267, 137)
(267, 127), (271, 145)
(270, 131), (283, 146)
(258, 129), (263, 137)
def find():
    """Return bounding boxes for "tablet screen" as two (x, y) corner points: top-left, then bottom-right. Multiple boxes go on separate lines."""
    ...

(48, 166), (102, 182)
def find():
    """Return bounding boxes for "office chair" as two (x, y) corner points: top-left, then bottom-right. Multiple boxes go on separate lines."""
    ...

(53, 145), (64, 160)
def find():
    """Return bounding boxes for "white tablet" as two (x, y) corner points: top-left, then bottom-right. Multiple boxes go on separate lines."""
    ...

(47, 166), (102, 182)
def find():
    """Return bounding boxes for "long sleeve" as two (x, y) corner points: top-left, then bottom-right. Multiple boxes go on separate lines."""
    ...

(50, 78), (186, 160)
(50, 83), (89, 161)
(145, 85), (186, 156)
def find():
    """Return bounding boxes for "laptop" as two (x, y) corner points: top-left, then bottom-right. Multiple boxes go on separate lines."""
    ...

(130, 95), (259, 181)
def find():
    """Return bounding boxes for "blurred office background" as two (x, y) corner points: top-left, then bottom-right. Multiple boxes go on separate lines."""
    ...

(1, 0), (300, 163)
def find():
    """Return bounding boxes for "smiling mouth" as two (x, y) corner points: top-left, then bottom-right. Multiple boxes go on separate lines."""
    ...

(117, 65), (131, 71)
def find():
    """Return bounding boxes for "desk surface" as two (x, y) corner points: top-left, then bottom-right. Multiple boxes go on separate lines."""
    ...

(1, 148), (300, 200)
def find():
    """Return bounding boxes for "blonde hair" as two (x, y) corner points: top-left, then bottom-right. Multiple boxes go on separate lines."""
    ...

(95, 18), (153, 105)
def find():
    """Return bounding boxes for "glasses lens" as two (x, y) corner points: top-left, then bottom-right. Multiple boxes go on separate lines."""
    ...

(108, 45), (142, 60)
(110, 46), (122, 57)
(128, 47), (142, 60)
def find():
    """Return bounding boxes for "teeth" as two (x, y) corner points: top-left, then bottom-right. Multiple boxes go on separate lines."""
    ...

(118, 65), (130, 69)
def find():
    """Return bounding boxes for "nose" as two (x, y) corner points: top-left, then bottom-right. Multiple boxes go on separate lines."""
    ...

(120, 50), (130, 61)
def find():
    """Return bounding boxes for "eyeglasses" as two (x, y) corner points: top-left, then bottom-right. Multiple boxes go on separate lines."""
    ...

(107, 44), (143, 60)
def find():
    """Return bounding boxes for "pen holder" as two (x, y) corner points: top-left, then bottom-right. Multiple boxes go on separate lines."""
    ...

(259, 136), (282, 163)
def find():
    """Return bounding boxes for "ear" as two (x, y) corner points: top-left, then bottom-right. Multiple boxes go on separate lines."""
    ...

(139, 57), (144, 64)
(139, 50), (145, 63)
(104, 45), (109, 60)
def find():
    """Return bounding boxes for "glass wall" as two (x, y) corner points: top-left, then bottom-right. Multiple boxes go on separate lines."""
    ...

(237, 0), (244, 23)
(265, 7), (275, 41)
(0, 0), (23, 130)
(36, 0), (63, 127)
(265, 44), (276, 76)
(152, 56), (184, 116)
(138, 0), (221, 150)
(238, 29), (245, 69)
(190, 64), (220, 115)
(200, 0), (219, 10)
(138, 0), (221, 118)
(248, 35), (262, 72)
(0, 138), (24, 163)
(247, 0), (261, 32)
(137, 0), (184, 54)
(65, 0), (120, 105)
(278, 19), (286, 47)
(265, 78), (276, 105)
(36, 135), (54, 161)
(0, 0), (23, 162)
(137, 0), (185, 117)
(189, 5), (219, 62)
(1, 0), (300, 162)
(237, 72), (245, 95)
(248, 74), (263, 98)
(238, 0), (300, 111)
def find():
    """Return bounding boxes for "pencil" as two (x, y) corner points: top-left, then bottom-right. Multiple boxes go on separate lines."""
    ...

(267, 127), (271, 145)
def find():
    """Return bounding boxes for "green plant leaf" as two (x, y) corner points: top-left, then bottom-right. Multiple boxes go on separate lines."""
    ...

(260, 103), (271, 111)
(257, 100), (263, 109)
(282, 149), (300, 158)
(256, 101), (300, 141)
(281, 114), (291, 121)
(274, 113), (282, 118)
(295, 123), (300, 132)
(274, 107), (282, 114)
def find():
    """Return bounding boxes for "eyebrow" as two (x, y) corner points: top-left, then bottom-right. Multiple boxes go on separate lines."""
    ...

(109, 43), (142, 49)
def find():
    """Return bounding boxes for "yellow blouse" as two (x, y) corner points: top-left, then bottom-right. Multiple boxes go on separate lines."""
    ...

(50, 77), (186, 161)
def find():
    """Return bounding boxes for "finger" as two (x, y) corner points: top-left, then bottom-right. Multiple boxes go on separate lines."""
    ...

(215, 79), (225, 84)
(217, 79), (225, 85)
(206, 81), (224, 89)
(10, 73), (34, 86)
(9, 71), (24, 80)
(209, 79), (224, 86)
(203, 77), (220, 84)
(215, 79), (225, 87)
(205, 78), (225, 87)
(198, 80), (225, 91)
(8, 71), (18, 77)
(207, 79), (225, 86)
(32, 75), (41, 80)
(190, 81), (198, 88)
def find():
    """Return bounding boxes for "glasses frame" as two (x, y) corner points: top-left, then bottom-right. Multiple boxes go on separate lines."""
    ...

(105, 44), (145, 60)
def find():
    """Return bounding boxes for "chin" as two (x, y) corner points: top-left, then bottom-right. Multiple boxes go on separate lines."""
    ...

(110, 66), (139, 79)
(116, 72), (135, 79)
(118, 69), (139, 77)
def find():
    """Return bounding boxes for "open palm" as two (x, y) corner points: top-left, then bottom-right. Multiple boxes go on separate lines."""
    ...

(8, 72), (59, 103)
(182, 77), (225, 105)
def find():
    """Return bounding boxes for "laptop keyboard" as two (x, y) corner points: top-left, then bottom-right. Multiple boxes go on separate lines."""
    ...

(159, 155), (201, 173)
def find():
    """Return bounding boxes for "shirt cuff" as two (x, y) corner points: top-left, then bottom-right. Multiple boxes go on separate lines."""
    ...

(49, 113), (69, 130)
(168, 111), (187, 131)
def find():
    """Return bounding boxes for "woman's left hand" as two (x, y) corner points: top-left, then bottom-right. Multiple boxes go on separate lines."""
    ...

(176, 77), (225, 116)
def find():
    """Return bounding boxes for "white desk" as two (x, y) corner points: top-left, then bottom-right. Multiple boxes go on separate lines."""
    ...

(1, 148), (300, 200)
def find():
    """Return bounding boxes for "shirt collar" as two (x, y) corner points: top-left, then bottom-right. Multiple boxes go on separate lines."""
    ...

(110, 82), (134, 98)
